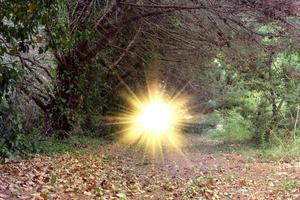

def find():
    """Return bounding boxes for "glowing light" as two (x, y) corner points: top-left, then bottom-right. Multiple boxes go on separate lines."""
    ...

(116, 86), (188, 156)
(135, 100), (173, 134)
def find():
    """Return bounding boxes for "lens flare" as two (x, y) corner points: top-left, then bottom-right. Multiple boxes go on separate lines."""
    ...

(135, 100), (173, 134)
(117, 86), (188, 155)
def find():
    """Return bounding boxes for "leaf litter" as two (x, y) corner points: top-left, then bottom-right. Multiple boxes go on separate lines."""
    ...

(0, 134), (299, 199)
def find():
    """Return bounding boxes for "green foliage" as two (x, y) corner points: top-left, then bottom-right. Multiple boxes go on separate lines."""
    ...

(212, 44), (300, 146)
(0, 0), (65, 103)
(24, 134), (103, 155)
(278, 179), (298, 194)
(193, 112), (223, 133)
(257, 23), (282, 45)
(50, 175), (57, 185)
(226, 173), (237, 182)
(0, 0), (55, 46)
(0, 67), (22, 103)
(213, 110), (254, 143)
(0, 132), (104, 162)
(78, 59), (121, 136)
(259, 136), (300, 161)
(0, 96), (25, 160)
(205, 112), (223, 126)
(77, 36), (150, 136)
(0, 93), (103, 160)
(0, 0), (60, 96)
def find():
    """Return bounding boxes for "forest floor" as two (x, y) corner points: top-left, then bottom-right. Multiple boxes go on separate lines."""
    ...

(0, 134), (299, 200)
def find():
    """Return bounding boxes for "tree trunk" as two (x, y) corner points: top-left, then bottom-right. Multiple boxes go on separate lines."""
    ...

(44, 47), (86, 137)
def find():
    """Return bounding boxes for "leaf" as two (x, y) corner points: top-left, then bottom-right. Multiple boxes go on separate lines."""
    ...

(40, 192), (48, 200)
(100, 180), (112, 190)
(117, 193), (127, 200)
(9, 47), (18, 56)
(240, 178), (254, 186)
(85, 180), (96, 192)
(95, 188), (104, 197)
(27, 3), (37, 13)
(50, 175), (57, 185)
(36, 36), (43, 43)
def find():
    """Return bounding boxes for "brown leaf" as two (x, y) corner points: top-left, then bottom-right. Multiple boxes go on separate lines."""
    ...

(100, 180), (112, 190)
(85, 180), (97, 192)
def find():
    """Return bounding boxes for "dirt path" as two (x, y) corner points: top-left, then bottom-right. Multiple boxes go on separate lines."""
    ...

(0, 134), (299, 199)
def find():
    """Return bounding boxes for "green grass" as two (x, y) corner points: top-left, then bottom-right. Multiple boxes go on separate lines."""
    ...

(278, 179), (298, 194)
(196, 111), (300, 161)
(192, 131), (300, 162)
(20, 134), (105, 157)
(257, 137), (300, 161)
(196, 110), (254, 143)
(1, 133), (105, 163)
(212, 124), (253, 143)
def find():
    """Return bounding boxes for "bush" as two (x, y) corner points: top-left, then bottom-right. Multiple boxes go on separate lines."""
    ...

(22, 134), (104, 155)
(213, 110), (254, 143)
(205, 112), (223, 127)
(187, 112), (223, 134)
(0, 95), (26, 161)
(259, 135), (300, 161)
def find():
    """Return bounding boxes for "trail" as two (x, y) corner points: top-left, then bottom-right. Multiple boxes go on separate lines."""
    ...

(0, 134), (299, 199)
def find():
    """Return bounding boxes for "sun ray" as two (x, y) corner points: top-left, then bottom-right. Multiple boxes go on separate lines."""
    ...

(105, 62), (192, 156)
(115, 83), (190, 156)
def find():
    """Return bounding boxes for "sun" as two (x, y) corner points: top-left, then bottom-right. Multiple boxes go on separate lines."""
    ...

(117, 86), (188, 155)
(135, 100), (174, 134)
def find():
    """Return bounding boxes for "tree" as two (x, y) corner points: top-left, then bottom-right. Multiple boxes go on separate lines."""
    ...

(2, 0), (299, 137)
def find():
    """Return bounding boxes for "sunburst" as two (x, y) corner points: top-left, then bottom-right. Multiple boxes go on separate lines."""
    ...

(116, 84), (189, 156)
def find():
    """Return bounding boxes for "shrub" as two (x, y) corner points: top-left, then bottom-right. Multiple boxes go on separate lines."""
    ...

(0, 95), (26, 161)
(213, 110), (254, 143)
(187, 111), (223, 134)
(260, 135), (300, 161)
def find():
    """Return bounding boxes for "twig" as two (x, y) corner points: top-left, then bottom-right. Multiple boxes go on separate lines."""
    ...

(293, 105), (299, 140)
(110, 25), (142, 70)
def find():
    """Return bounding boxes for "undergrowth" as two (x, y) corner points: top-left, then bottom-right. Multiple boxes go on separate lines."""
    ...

(210, 110), (254, 143)
(258, 137), (300, 161)
(0, 134), (104, 163)
(196, 111), (300, 161)
(206, 134), (300, 162)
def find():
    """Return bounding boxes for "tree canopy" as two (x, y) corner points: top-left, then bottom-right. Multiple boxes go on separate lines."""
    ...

(1, 0), (300, 149)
